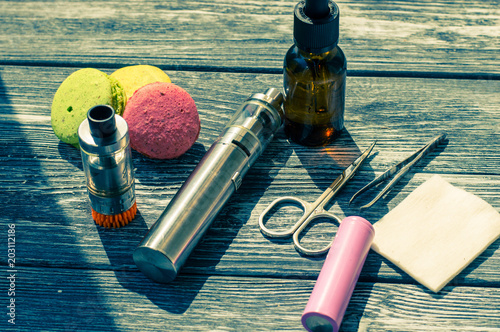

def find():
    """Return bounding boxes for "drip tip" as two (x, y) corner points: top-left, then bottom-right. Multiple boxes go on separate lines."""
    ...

(88, 105), (117, 139)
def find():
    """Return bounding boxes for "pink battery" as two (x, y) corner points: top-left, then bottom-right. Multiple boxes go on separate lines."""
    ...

(302, 216), (375, 332)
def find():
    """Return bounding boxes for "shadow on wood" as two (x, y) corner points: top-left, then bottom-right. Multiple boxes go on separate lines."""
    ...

(0, 71), (123, 331)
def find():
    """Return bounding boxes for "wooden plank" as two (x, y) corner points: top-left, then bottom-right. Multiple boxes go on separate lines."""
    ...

(2, 172), (500, 285)
(1, 65), (499, 287)
(0, 1), (499, 74)
(1, 65), (499, 173)
(5, 267), (500, 331)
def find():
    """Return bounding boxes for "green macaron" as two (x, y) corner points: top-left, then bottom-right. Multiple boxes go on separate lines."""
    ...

(51, 68), (126, 147)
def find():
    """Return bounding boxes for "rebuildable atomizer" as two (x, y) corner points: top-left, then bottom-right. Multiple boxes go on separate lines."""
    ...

(78, 105), (137, 228)
(134, 88), (284, 283)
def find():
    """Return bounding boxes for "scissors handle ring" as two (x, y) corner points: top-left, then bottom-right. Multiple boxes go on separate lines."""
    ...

(292, 212), (342, 256)
(258, 196), (312, 238)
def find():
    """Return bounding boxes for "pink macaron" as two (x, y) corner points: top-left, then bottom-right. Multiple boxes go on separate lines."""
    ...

(124, 82), (200, 159)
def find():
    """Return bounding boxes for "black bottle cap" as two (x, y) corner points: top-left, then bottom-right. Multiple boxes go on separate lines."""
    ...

(87, 105), (117, 139)
(293, 0), (340, 54)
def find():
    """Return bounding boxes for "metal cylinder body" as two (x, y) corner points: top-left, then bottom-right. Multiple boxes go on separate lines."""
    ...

(302, 216), (374, 332)
(133, 88), (284, 283)
(78, 105), (135, 216)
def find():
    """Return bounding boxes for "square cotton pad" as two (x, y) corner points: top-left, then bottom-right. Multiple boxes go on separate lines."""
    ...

(371, 175), (500, 293)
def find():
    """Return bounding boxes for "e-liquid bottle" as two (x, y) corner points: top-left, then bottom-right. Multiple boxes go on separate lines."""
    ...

(284, 0), (347, 146)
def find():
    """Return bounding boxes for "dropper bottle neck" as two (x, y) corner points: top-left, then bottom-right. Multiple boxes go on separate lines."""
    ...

(293, 0), (340, 54)
(304, 0), (330, 19)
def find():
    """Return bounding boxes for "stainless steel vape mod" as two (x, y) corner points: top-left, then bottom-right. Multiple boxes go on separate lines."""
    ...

(78, 105), (136, 228)
(134, 88), (284, 282)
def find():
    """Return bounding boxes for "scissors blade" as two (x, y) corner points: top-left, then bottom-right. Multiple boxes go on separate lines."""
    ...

(342, 141), (377, 182)
(321, 141), (377, 202)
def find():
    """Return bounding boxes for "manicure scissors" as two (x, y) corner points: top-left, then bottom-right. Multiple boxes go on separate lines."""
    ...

(349, 133), (446, 210)
(258, 141), (376, 256)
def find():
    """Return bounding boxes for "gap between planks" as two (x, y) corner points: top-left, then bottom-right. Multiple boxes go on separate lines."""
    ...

(1, 60), (499, 81)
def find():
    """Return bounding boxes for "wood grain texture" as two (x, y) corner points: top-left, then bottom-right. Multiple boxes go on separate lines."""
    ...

(1, 0), (499, 330)
(7, 267), (500, 331)
(1, 66), (499, 289)
(0, 0), (499, 74)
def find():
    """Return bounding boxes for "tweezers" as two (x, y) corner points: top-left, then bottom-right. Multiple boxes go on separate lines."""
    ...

(349, 133), (447, 210)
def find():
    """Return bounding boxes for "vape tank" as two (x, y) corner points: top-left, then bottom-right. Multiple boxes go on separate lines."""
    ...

(78, 105), (136, 228)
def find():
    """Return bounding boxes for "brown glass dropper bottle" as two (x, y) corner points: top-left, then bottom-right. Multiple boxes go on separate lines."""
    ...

(284, 0), (347, 146)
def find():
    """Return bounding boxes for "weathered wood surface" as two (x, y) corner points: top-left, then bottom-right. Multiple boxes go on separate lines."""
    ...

(0, 0), (499, 75)
(10, 267), (500, 332)
(1, 64), (499, 330)
(1, 0), (500, 330)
